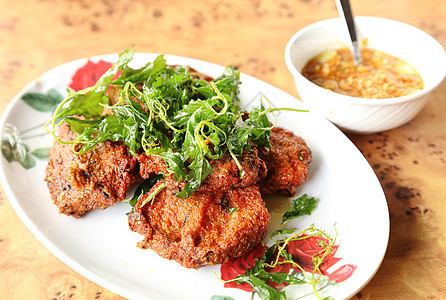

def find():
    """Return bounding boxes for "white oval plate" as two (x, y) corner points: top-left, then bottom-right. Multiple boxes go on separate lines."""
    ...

(0, 53), (389, 300)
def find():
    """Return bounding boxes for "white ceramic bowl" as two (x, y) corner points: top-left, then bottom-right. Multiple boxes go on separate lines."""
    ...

(285, 16), (446, 134)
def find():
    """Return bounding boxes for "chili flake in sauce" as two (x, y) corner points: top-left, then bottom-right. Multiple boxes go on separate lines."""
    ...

(301, 48), (424, 99)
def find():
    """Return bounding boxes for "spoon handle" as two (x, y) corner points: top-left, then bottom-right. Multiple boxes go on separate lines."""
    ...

(336, 0), (363, 65)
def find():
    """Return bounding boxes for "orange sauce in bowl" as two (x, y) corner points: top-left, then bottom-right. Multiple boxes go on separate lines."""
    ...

(301, 48), (424, 99)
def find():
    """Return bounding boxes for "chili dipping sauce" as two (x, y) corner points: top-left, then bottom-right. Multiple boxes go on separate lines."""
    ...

(301, 48), (424, 99)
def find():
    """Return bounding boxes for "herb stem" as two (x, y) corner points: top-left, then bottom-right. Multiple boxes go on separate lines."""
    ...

(311, 277), (324, 300)
(141, 182), (166, 207)
(228, 149), (245, 179)
(210, 82), (229, 116)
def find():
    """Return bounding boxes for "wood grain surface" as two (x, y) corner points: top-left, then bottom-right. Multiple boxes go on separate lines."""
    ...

(1, 0), (445, 299)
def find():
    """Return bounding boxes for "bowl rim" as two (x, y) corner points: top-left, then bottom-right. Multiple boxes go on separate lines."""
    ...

(284, 16), (446, 106)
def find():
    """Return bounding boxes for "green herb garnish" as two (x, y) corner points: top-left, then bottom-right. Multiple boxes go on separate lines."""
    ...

(223, 194), (336, 300)
(46, 47), (307, 198)
(280, 193), (317, 226)
(226, 206), (240, 214)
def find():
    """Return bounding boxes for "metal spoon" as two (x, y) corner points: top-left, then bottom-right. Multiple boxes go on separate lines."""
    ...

(336, 0), (363, 65)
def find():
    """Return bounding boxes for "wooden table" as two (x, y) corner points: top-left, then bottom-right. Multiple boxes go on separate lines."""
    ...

(1, 0), (445, 299)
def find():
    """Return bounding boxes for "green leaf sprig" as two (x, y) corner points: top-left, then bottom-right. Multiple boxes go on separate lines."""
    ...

(280, 193), (317, 226)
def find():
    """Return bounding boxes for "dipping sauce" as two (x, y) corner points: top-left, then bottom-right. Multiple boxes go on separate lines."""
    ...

(301, 48), (424, 99)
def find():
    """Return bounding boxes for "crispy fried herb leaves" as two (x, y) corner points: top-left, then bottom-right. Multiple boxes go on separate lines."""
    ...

(47, 47), (305, 198)
(280, 194), (317, 226)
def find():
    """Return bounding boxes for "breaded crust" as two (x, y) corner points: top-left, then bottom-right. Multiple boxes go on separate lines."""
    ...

(128, 176), (270, 268)
(198, 147), (267, 192)
(258, 127), (312, 196)
(45, 123), (141, 218)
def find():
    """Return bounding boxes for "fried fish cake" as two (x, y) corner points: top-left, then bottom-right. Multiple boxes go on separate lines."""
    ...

(128, 176), (270, 268)
(258, 127), (311, 196)
(45, 123), (141, 218)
